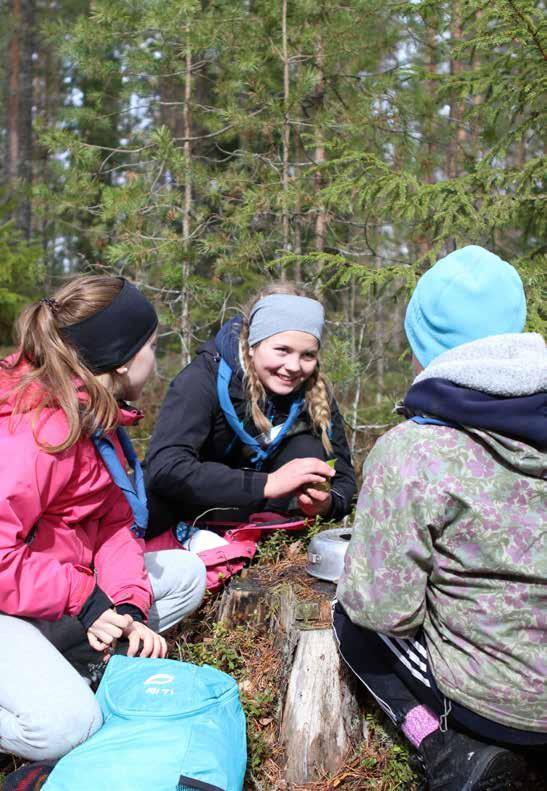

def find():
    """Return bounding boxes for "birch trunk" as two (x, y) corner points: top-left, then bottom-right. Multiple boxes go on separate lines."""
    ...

(181, 39), (193, 367)
(281, 0), (290, 274)
(313, 34), (326, 254)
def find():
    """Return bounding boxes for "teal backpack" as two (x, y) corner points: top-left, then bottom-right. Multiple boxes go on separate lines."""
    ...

(44, 655), (247, 791)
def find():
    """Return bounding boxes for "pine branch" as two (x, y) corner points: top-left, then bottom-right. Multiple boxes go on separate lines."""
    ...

(506, 0), (547, 61)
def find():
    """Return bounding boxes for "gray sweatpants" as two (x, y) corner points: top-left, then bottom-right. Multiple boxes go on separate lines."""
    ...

(0, 550), (206, 762)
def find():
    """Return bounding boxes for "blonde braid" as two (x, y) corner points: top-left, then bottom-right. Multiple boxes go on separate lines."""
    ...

(305, 368), (333, 455)
(239, 319), (271, 434)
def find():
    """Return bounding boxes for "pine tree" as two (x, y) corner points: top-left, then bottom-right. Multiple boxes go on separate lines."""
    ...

(27, 0), (545, 447)
(0, 188), (41, 343)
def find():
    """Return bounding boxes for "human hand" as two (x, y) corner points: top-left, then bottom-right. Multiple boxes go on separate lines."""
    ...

(87, 608), (133, 652)
(123, 621), (168, 659)
(297, 487), (333, 518)
(263, 457), (335, 499)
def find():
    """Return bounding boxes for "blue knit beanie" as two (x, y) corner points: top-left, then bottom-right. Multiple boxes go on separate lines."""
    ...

(404, 245), (526, 368)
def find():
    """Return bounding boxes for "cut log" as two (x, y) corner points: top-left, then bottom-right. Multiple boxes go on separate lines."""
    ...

(279, 628), (365, 784)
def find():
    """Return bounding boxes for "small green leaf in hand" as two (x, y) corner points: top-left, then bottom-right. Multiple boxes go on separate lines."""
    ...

(316, 458), (337, 492)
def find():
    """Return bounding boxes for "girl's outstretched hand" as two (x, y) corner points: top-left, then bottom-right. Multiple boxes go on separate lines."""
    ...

(87, 608), (133, 652)
(124, 621), (168, 659)
(263, 457), (335, 499)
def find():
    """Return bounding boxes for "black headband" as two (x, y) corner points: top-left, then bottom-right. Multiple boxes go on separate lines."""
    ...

(60, 279), (158, 374)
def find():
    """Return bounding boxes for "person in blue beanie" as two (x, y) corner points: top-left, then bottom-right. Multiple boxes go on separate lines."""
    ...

(404, 245), (527, 368)
(335, 246), (546, 791)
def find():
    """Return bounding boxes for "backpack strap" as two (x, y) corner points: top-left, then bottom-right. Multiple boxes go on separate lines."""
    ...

(410, 415), (460, 429)
(226, 515), (307, 540)
(92, 427), (148, 539)
(216, 356), (304, 470)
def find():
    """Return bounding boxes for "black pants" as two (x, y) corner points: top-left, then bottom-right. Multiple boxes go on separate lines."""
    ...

(333, 602), (547, 748)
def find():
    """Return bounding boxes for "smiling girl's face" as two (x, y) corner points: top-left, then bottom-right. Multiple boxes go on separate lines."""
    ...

(249, 330), (319, 396)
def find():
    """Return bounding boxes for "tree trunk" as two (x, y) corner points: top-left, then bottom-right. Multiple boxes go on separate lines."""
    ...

(446, 1), (466, 182)
(293, 64), (302, 282)
(416, 14), (437, 259)
(349, 280), (366, 455)
(280, 0), (290, 273)
(374, 261), (384, 404)
(5, 0), (34, 239)
(313, 34), (327, 254)
(470, 9), (482, 160)
(181, 39), (193, 367)
(35, 0), (59, 287)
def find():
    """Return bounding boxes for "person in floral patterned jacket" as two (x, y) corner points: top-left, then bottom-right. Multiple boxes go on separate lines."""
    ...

(335, 245), (546, 791)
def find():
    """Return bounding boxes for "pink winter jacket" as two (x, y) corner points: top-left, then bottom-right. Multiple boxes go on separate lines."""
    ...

(0, 373), (153, 622)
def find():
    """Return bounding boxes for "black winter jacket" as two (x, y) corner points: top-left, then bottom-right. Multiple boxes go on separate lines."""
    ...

(144, 319), (356, 536)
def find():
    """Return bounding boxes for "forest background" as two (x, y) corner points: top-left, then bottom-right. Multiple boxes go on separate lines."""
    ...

(1, 0), (545, 470)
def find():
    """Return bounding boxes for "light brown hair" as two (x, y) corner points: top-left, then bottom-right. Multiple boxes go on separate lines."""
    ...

(239, 283), (333, 454)
(0, 276), (126, 453)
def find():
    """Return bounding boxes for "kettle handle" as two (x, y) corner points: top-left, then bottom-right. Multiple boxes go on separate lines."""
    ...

(308, 552), (322, 564)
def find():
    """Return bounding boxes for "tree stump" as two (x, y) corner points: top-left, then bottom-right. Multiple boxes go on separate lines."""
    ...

(279, 627), (365, 784)
(218, 568), (365, 785)
(218, 570), (271, 628)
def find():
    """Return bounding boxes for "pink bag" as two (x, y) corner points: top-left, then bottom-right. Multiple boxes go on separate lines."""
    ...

(145, 512), (307, 593)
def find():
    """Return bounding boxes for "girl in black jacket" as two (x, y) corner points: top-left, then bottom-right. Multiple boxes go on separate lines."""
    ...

(144, 285), (356, 537)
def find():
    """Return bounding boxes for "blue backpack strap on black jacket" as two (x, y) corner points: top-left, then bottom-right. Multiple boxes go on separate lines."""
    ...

(410, 415), (462, 429)
(92, 427), (148, 538)
(216, 356), (304, 470)
(410, 415), (460, 429)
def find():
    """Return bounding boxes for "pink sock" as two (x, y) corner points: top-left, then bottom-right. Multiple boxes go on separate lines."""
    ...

(401, 705), (439, 748)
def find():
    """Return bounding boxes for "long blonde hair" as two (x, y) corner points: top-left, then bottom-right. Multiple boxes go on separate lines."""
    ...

(0, 276), (127, 453)
(239, 283), (333, 455)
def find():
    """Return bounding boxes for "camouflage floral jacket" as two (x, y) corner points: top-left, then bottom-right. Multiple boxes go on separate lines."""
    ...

(337, 334), (546, 732)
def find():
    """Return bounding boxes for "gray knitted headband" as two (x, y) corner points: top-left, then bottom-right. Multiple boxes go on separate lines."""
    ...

(248, 294), (325, 347)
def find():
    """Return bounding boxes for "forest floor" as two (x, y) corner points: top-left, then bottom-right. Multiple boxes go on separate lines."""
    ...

(1, 528), (546, 790)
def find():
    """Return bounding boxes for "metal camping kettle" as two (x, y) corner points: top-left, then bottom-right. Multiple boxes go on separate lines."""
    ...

(305, 527), (353, 583)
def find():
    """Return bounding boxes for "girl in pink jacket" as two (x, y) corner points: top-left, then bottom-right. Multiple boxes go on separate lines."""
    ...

(0, 276), (206, 766)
